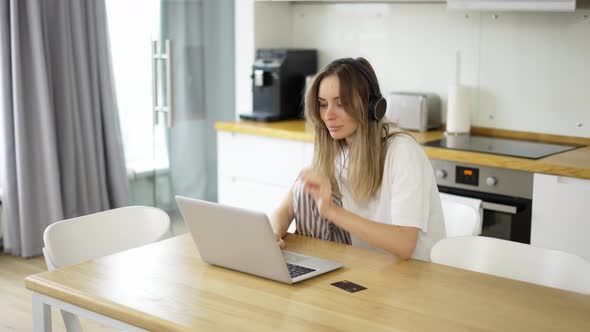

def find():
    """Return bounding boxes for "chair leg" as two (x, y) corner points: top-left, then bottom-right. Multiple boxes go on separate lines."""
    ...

(61, 310), (83, 332)
(32, 293), (52, 332)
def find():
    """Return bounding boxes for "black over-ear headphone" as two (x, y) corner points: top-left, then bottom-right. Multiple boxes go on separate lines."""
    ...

(332, 58), (387, 121)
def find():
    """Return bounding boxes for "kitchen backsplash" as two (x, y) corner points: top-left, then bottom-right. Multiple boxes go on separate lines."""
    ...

(253, 2), (590, 138)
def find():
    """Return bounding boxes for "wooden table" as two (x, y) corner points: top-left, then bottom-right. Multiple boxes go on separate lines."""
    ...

(26, 234), (590, 331)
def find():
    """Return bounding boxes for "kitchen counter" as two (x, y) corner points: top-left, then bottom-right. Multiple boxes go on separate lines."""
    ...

(215, 120), (590, 180)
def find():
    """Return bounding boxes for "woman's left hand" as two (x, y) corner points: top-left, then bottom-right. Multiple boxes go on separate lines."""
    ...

(299, 168), (335, 219)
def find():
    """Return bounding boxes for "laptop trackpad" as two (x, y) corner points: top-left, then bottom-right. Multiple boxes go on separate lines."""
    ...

(282, 250), (313, 265)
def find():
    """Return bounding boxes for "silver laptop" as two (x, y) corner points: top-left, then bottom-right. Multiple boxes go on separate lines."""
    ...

(175, 196), (343, 284)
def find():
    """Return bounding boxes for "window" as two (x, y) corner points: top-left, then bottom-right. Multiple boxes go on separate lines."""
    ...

(106, 0), (169, 176)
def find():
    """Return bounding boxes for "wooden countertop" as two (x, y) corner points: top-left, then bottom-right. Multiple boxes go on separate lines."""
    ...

(216, 120), (315, 142)
(25, 234), (590, 331)
(215, 120), (590, 180)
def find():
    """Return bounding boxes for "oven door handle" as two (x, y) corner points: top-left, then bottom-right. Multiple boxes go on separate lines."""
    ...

(481, 201), (518, 214)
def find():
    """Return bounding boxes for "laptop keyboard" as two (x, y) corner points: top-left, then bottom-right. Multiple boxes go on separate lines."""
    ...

(287, 263), (316, 278)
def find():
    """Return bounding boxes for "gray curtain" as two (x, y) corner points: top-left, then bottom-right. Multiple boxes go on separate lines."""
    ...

(0, 0), (130, 257)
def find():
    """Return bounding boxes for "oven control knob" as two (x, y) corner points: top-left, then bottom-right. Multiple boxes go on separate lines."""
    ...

(486, 176), (498, 186)
(435, 169), (447, 179)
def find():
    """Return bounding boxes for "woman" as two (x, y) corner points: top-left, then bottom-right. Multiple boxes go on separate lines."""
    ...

(270, 57), (445, 261)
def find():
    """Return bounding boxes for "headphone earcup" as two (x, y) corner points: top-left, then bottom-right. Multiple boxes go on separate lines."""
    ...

(369, 97), (387, 121)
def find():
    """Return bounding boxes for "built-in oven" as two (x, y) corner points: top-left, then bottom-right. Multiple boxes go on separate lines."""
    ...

(430, 159), (533, 244)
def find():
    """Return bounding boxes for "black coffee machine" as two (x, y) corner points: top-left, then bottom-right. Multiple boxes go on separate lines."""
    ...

(240, 49), (317, 122)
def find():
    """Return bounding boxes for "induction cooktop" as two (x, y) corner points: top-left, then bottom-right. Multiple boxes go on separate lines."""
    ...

(424, 135), (582, 159)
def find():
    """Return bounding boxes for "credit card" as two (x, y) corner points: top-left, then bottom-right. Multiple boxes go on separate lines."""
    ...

(331, 280), (367, 293)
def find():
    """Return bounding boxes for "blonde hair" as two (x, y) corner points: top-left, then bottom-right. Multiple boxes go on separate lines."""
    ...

(305, 57), (398, 203)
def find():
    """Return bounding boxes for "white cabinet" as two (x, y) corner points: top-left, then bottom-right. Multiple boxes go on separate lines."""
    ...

(218, 176), (288, 216)
(217, 131), (314, 232)
(303, 142), (314, 168)
(531, 173), (590, 261)
(264, 0), (445, 2)
(218, 131), (302, 187)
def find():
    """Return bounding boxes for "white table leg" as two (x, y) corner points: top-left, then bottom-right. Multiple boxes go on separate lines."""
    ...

(61, 310), (83, 332)
(32, 292), (52, 332)
(30, 292), (148, 331)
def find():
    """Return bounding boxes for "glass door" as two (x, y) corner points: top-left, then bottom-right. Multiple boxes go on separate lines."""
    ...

(106, 0), (207, 235)
(155, 0), (207, 232)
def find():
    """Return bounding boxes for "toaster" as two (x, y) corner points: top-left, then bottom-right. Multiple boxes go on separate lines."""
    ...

(386, 92), (441, 132)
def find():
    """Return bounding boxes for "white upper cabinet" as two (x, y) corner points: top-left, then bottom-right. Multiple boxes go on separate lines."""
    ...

(447, 0), (582, 12)
(262, 0), (444, 2)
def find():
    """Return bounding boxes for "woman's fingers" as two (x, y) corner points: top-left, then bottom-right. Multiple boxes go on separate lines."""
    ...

(303, 182), (324, 203)
(303, 181), (320, 193)
(299, 168), (322, 183)
(299, 168), (333, 216)
(278, 238), (285, 249)
(300, 170), (325, 190)
(300, 170), (331, 202)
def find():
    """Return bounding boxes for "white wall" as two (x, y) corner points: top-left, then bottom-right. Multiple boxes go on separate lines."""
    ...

(235, 0), (256, 120)
(248, 2), (590, 138)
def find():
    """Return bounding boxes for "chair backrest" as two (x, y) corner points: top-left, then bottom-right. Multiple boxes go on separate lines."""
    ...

(440, 193), (482, 237)
(43, 206), (171, 269)
(430, 236), (590, 294)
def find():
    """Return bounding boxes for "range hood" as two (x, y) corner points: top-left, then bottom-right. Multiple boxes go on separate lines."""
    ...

(447, 0), (590, 12)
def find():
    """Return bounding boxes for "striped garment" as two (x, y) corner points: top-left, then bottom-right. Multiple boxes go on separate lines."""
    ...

(292, 179), (352, 245)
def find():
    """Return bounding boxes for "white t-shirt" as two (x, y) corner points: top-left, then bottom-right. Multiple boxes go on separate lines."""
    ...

(336, 134), (446, 261)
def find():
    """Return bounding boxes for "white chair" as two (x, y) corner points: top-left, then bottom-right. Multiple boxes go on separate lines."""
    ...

(430, 236), (590, 294)
(42, 206), (171, 331)
(440, 193), (482, 237)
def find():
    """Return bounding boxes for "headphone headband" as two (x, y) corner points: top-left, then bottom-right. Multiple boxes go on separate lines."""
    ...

(331, 58), (386, 121)
(332, 58), (382, 98)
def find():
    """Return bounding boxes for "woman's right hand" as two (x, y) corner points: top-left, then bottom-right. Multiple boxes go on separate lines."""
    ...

(269, 186), (294, 251)
(275, 233), (286, 249)
(299, 168), (335, 219)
